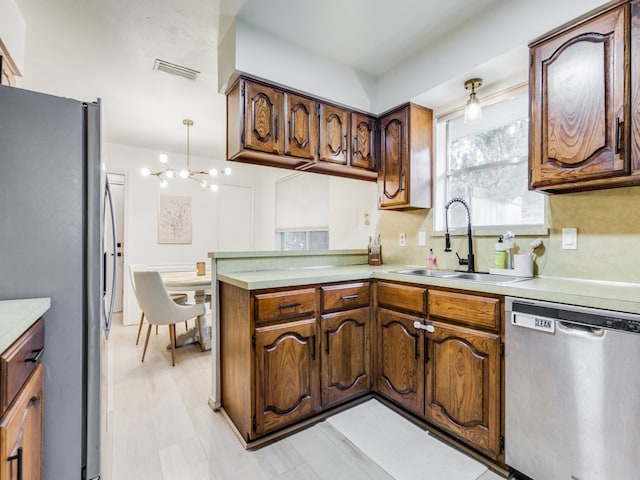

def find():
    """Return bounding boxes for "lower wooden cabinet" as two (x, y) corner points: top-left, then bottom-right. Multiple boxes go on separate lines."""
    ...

(254, 317), (320, 436)
(425, 321), (501, 459)
(375, 308), (424, 416)
(320, 307), (371, 408)
(0, 362), (44, 480)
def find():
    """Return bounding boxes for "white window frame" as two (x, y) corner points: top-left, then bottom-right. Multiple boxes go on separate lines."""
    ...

(433, 83), (548, 237)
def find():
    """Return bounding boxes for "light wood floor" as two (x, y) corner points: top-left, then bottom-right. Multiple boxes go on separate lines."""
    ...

(103, 313), (504, 480)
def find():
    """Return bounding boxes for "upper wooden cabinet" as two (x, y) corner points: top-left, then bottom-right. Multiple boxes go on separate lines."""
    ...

(529, 1), (640, 192)
(284, 92), (317, 160)
(227, 77), (378, 181)
(318, 103), (349, 165)
(378, 103), (433, 209)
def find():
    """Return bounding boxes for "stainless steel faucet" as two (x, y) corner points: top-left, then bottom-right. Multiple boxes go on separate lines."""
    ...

(444, 197), (475, 273)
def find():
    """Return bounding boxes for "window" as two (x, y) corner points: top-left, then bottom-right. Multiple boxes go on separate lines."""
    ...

(276, 230), (329, 251)
(434, 86), (545, 231)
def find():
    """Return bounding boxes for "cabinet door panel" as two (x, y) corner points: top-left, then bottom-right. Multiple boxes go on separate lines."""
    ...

(531, 6), (628, 188)
(425, 321), (500, 459)
(351, 113), (376, 170)
(244, 81), (283, 154)
(379, 108), (408, 207)
(284, 93), (317, 160)
(254, 318), (319, 435)
(0, 363), (44, 480)
(319, 104), (349, 165)
(321, 308), (371, 408)
(376, 308), (424, 416)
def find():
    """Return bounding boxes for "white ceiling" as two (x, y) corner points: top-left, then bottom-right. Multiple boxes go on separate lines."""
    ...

(11, 0), (603, 161)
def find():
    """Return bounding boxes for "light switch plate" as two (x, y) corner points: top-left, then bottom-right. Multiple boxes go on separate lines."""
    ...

(399, 232), (406, 247)
(562, 227), (577, 249)
(418, 231), (426, 246)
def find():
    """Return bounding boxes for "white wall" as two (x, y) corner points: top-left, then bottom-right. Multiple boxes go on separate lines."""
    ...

(105, 142), (282, 324)
(0, 0), (26, 73)
(219, 19), (378, 112)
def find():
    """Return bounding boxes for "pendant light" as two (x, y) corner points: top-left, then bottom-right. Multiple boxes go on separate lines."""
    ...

(141, 119), (231, 191)
(463, 78), (483, 125)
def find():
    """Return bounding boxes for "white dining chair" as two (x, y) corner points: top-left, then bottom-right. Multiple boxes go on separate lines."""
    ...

(129, 266), (188, 345)
(133, 271), (206, 366)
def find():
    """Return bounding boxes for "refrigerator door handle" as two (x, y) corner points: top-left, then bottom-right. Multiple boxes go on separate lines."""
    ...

(104, 178), (117, 338)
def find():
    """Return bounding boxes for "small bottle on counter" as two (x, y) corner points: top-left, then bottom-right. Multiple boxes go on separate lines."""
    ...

(427, 249), (438, 269)
(494, 237), (507, 269)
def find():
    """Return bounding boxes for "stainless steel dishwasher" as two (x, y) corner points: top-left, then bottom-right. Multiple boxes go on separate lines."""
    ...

(505, 297), (640, 480)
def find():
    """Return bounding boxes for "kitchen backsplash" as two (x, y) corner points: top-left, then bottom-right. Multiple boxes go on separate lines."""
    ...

(376, 186), (640, 284)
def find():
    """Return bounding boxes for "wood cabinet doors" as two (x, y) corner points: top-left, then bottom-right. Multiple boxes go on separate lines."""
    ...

(319, 104), (349, 165)
(284, 93), (317, 160)
(243, 81), (283, 154)
(530, 4), (629, 189)
(254, 318), (319, 436)
(320, 307), (371, 408)
(351, 113), (376, 170)
(0, 363), (44, 480)
(376, 308), (424, 416)
(425, 321), (501, 459)
(379, 107), (408, 208)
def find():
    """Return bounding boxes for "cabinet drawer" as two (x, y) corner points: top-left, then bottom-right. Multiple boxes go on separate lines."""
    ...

(321, 282), (370, 313)
(428, 290), (500, 330)
(1, 318), (45, 414)
(377, 282), (427, 315)
(255, 288), (317, 323)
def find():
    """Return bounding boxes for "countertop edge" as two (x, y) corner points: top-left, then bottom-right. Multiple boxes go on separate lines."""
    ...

(216, 267), (640, 315)
(0, 297), (51, 353)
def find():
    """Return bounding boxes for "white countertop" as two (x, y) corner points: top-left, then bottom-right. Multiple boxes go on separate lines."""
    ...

(217, 265), (640, 315)
(0, 298), (50, 353)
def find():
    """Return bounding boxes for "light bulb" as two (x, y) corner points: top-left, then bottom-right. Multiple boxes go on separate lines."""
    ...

(179, 169), (189, 179)
(200, 180), (208, 188)
(159, 178), (168, 188)
(140, 167), (151, 176)
(159, 153), (169, 164)
(464, 93), (482, 124)
(223, 167), (232, 175)
(209, 184), (218, 192)
(208, 168), (218, 177)
(165, 169), (175, 179)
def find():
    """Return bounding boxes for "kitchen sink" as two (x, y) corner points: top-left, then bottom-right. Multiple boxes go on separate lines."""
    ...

(392, 268), (458, 278)
(392, 269), (529, 285)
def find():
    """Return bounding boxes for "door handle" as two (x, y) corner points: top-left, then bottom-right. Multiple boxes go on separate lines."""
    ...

(8, 447), (23, 480)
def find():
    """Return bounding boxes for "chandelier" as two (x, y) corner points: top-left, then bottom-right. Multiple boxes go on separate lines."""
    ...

(141, 119), (231, 191)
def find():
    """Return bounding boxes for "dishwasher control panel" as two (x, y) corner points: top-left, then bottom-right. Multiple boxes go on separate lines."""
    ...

(510, 300), (640, 334)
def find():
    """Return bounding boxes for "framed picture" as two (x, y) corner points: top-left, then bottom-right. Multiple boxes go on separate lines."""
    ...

(158, 194), (192, 244)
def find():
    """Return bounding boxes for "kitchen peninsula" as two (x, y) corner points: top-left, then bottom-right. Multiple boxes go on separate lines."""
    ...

(208, 250), (640, 467)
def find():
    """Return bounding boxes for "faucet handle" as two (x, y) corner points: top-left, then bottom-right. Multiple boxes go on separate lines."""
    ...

(456, 252), (469, 265)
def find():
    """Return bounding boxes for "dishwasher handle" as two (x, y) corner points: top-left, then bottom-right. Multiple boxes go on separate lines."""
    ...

(558, 320), (605, 338)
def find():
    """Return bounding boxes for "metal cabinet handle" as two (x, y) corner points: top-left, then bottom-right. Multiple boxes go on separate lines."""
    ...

(24, 347), (45, 363)
(278, 302), (301, 310)
(325, 331), (330, 354)
(8, 447), (23, 480)
(311, 335), (316, 360)
(275, 116), (279, 142)
(414, 335), (419, 359)
(424, 338), (430, 364)
(340, 294), (359, 301)
(615, 117), (623, 154)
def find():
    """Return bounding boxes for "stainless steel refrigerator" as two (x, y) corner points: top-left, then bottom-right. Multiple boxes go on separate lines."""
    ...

(0, 84), (114, 479)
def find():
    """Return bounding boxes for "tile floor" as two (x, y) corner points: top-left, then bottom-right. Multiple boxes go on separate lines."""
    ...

(104, 313), (505, 480)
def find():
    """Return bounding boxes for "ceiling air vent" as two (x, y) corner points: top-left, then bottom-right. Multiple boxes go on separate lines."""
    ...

(153, 58), (200, 81)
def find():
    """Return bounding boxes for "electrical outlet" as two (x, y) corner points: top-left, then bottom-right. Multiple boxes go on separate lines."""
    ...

(562, 227), (577, 249)
(399, 232), (406, 247)
(418, 231), (426, 246)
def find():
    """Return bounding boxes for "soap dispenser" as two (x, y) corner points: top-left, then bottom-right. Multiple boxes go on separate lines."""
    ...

(494, 236), (507, 269)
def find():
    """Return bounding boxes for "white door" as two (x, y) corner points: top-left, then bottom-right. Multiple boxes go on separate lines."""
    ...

(106, 173), (125, 312)
(218, 184), (252, 251)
